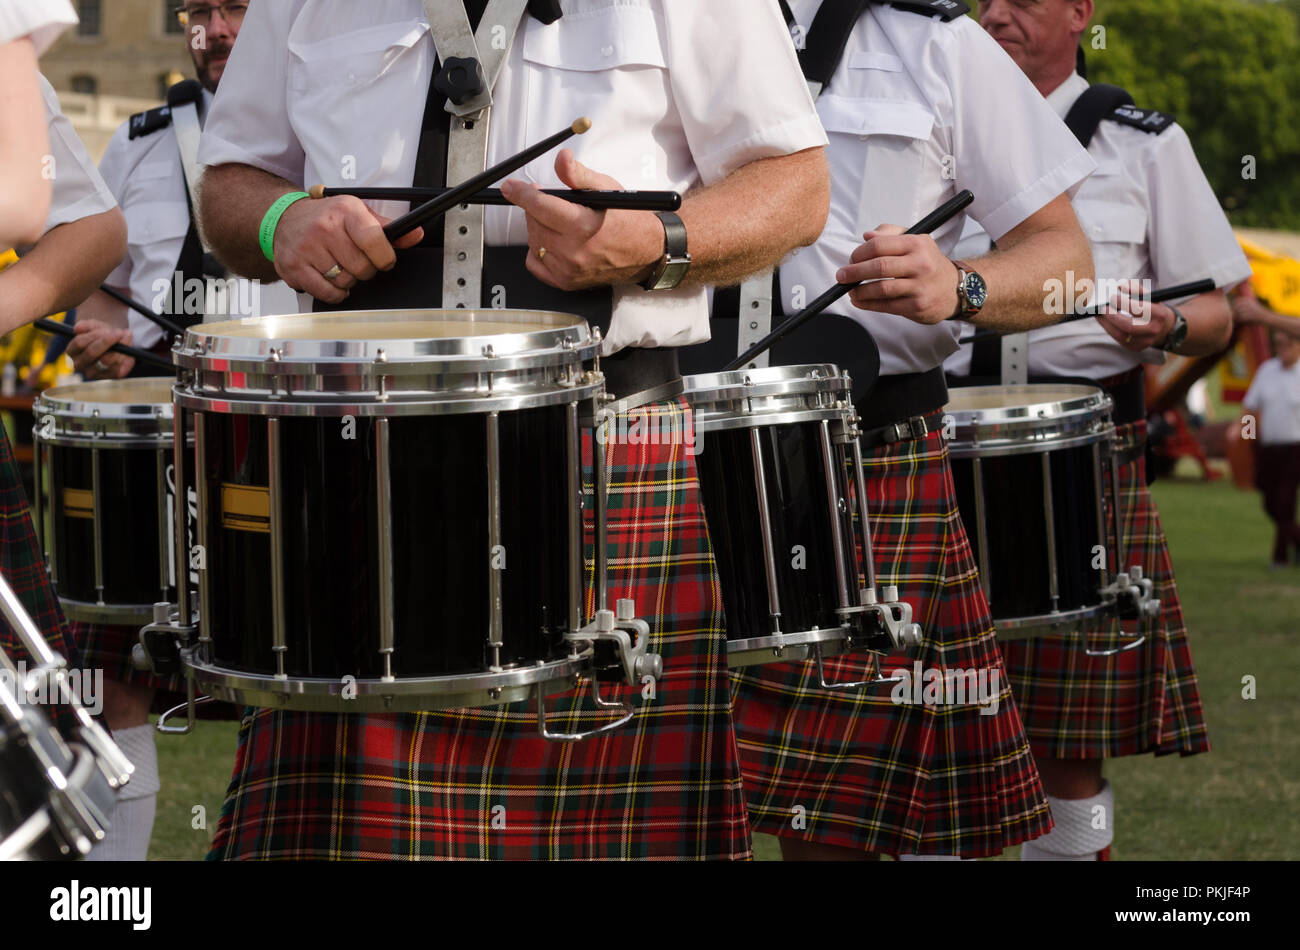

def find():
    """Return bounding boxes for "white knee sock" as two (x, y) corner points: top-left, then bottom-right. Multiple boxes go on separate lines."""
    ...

(1021, 780), (1113, 861)
(85, 724), (160, 862)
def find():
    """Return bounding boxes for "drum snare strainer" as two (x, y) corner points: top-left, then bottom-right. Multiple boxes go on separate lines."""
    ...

(142, 310), (659, 741)
(686, 365), (921, 685)
(945, 385), (1159, 650)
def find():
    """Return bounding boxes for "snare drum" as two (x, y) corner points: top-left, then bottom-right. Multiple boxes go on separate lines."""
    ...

(33, 379), (181, 625)
(0, 575), (132, 861)
(685, 365), (921, 670)
(162, 310), (657, 718)
(945, 385), (1116, 638)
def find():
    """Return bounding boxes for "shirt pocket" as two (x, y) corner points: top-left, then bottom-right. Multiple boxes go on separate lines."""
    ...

(518, 6), (670, 185)
(1074, 195), (1148, 282)
(817, 94), (935, 232)
(124, 200), (190, 250)
(286, 20), (431, 184)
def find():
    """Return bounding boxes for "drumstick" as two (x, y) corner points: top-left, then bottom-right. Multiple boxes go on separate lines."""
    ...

(724, 190), (975, 372)
(33, 318), (174, 372)
(382, 117), (593, 242)
(957, 278), (1217, 345)
(312, 184), (681, 212)
(98, 284), (186, 339)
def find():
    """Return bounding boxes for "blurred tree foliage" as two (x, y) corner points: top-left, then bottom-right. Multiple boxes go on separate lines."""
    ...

(1085, 0), (1300, 228)
(967, 0), (1300, 230)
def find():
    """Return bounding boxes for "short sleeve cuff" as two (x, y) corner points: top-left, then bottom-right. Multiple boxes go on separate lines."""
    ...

(0, 0), (78, 54)
(198, 133), (302, 188)
(694, 114), (828, 187)
(979, 150), (1098, 242)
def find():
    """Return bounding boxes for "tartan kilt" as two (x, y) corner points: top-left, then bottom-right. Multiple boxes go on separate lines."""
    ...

(0, 426), (82, 737)
(208, 397), (751, 860)
(730, 428), (1051, 857)
(997, 420), (1210, 759)
(73, 621), (181, 693)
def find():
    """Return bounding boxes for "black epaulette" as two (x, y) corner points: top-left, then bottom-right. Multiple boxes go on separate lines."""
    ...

(1108, 103), (1176, 135)
(128, 105), (172, 140)
(886, 0), (970, 21)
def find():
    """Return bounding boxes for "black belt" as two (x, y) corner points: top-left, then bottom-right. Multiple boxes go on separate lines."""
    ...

(601, 347), (681, 402)
(855, 366), (949, 450)
(947, 367), (1146, 426)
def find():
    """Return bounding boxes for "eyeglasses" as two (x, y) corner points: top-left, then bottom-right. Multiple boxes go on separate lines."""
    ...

(176, 2), (248, 28)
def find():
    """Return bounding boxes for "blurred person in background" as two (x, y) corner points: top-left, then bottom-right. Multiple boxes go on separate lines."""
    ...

(1242, 326), (1300, 568)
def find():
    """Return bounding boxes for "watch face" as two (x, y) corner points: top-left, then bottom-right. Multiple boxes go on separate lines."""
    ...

(963, 271), (988, 310)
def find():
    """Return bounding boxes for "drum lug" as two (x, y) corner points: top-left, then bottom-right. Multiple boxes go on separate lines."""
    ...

(565, 598), (661, 687)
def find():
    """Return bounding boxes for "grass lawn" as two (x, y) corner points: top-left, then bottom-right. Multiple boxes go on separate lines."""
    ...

(147, 469), (1299, 861)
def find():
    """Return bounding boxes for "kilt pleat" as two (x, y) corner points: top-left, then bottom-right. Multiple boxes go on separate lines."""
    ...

(997, 420), (1210, 759)
(0, 427), (81, 736)
(730, 429), (1051, 856)
(208, 398), (750, 860)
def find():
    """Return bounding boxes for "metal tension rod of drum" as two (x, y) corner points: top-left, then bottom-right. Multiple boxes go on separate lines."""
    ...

(818, 402), (922, 691)
(1085, 444), (1157, 657)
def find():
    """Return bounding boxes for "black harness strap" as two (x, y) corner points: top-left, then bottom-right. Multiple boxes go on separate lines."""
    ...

(800, 0), (875, 90)
(1063, 82), (1135, 148)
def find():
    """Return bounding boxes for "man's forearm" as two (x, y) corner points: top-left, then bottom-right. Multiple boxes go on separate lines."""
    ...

(968, 222), (1094, 334)
(0, 38), (52, 247)
(199, 163), (299, 282)
(0, 208), (126, 336)
(1174, 290), (1233, 356)
(677, 147), (829, 288)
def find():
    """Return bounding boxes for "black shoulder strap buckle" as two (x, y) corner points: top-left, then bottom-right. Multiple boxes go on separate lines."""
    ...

(1063, 83), (1134, 148)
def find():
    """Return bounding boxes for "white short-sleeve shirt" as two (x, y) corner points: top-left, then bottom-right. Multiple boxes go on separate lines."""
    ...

(99, 90), (301, 349)
(945, 72), (1253, 380)
(39, 75), (116, 233)
(1243, 357), (1300, 445)
(779, 0), (1095, 376)
(199, 0), (828, 352)
(0, 0), (76, 55)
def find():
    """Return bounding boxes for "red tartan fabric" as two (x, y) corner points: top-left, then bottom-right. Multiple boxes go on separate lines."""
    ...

(730, 428), (1051, 857)
(208, 398), (750, 860)
(997, 420), (1210, 759)
(0, 427), (81, 736)
(73, 621), (181, 693)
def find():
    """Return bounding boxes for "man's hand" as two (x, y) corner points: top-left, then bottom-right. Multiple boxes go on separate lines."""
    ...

(838, 224), (961, 325)
(500, 149), (662, 291)
(271, 195), (424, 303)
(1096, 280), (1175, 351)
(1230, 288), (1271, 327)
(66, 319), (135, 379)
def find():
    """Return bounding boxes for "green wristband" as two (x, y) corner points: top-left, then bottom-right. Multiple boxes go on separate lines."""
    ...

(259, 191), (311, 262)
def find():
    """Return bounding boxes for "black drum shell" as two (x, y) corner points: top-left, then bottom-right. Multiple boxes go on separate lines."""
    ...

(45, 444), (175, 610)
(950, 443), (1105, 622)
(198, 407), (574, 680)
(697, 421), (844, 640)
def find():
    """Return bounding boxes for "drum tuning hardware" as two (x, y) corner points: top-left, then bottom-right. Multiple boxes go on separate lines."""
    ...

(375, 348), (388, 364)
(136, 602), (197, 678)
(268, 348), (281, 363)
(566, 599), (661, 687)
(483, 344), (497, 359)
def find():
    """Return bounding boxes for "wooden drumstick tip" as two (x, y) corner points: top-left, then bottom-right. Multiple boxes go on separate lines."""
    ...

(571, 117), (592, 134)
(308, 184), (327, 199)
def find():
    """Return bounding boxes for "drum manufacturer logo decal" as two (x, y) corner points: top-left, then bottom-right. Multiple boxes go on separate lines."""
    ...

(62, 488), (94, 520)
(220, 483), (270, 533)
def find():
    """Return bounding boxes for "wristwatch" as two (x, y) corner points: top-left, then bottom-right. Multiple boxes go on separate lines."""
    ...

(640, 211), (691, 292)
(948, 259), (988, 321)
(1156, 304), (1189, 352)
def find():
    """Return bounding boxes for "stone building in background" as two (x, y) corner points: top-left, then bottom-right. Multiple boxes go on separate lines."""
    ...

(40, 0), (193, 158)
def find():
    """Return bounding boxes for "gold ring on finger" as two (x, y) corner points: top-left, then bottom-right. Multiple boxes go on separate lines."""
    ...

(537, 247), (547, 261)
(323, 264), (343, 281)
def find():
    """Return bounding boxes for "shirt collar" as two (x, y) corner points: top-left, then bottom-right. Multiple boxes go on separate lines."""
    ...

(1044, 71), (1090, 119)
